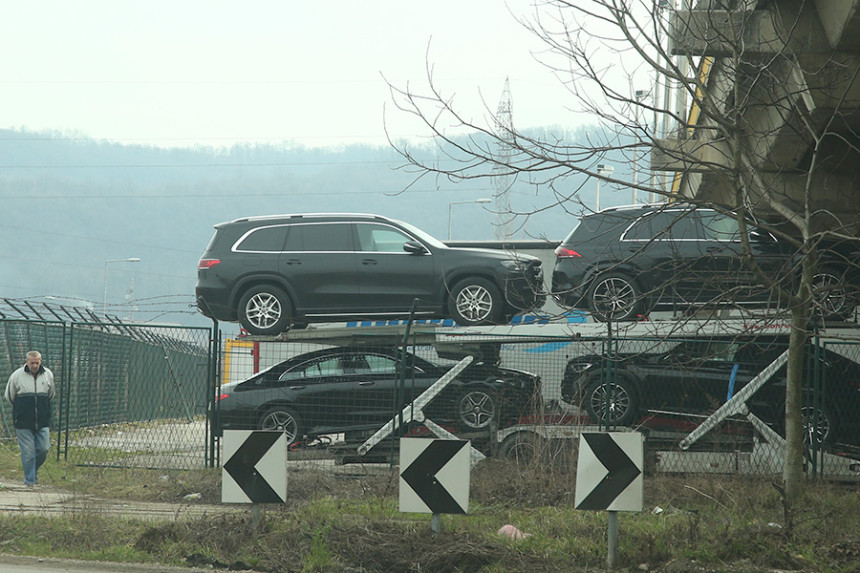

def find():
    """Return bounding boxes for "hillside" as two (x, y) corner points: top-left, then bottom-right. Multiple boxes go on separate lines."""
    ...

(0, 127), (626, 330)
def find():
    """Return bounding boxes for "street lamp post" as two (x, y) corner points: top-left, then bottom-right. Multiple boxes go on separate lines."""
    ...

(595, 164), (614, 212)
(447, 198), (492, 239)
(633, 89), (649, 205)
(103, 258), (141, 318)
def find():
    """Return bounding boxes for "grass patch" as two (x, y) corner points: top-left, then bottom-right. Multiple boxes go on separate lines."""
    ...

(0, 442), (858, 572)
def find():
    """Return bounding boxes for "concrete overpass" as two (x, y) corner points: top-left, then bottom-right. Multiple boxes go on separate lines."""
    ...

(652, 0), (860, 235)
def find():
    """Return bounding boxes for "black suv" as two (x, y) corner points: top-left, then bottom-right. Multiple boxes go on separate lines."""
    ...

(551, 204), (857, 321)
(561, 336), (860, 447)
(196, 213), (545, 335)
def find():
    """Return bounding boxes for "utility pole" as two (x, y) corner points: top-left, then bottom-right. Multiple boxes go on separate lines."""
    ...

(493, 78), (515, 240)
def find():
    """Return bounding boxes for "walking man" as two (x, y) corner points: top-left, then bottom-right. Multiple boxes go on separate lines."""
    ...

(5, 350), (55, 487)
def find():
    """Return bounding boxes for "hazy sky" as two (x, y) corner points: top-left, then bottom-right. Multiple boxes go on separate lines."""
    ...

(2, 0), (581, 149)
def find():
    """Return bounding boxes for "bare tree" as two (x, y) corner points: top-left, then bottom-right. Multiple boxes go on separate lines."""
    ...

(386, 0), (860, 512)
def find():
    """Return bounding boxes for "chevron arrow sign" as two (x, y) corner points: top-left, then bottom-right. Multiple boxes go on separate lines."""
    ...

(399, 438), (470, 514)
(222, 430), (287, 504)
(575, 432), (643, 512)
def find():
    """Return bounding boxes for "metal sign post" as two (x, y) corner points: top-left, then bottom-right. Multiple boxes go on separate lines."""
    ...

(575, 432), (644, 570)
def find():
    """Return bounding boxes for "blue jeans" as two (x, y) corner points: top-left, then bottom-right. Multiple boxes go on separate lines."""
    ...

(16, 428), (50, 485)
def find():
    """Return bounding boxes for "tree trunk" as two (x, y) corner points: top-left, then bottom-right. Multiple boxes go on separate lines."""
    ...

(783, 307), (810, 508)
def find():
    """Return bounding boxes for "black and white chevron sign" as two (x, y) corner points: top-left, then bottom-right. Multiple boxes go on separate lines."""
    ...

(399, 438), (470, 514)
(575, 432), (643, 512)
(222, 430), (287, 504)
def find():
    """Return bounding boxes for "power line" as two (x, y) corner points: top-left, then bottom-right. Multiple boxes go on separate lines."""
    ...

(0, 187), (506, 200)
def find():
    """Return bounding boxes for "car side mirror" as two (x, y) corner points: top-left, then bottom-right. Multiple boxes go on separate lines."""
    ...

(403, 241), (429, 255)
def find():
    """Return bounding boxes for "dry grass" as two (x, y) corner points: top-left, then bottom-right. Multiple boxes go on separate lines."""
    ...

(1, 442), (859, 572)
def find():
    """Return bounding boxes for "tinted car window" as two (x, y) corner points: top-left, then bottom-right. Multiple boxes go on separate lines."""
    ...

(624, 210), (700, 241)
(280, 357), (344, 381)
(234, 225), (289, 252)
(340, 354), (371, 373)
(668, 340), (738, 363)
(567, 211), (632, 243)
(284, 223), (354, 252)
(700, 212), (741, 241)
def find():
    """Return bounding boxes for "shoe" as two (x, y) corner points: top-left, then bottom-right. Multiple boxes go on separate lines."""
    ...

(24, 483), (35, 489)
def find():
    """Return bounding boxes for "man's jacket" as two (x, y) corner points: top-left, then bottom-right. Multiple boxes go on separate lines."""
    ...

(5, 364), (55, 430)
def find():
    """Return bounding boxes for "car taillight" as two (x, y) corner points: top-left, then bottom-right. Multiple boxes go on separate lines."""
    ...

(554, 246), (582, 258)
(199, 259), (221, 269)
(215, 393), (230, 402)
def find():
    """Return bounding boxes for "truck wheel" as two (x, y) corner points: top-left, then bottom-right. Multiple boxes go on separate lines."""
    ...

(498, 431), (544, 465)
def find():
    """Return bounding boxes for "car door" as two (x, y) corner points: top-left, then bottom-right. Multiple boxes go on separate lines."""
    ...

(274, 355), (353, 431)
(352, 222), (439, 313)
(276, 353), (395, 433)
(349, 352), (435, 425)
(697, 211), (789, 306)
(278, 222), (360, 313)
(631, 339), (746, 415)
(276, 351), (427, 433)
(621, 208), (706, 301)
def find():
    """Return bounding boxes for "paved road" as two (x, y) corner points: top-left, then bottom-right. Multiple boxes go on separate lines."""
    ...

(0, 481), (237, 520)
(0, 554), (245, 572)
(0, 481), (248, 572)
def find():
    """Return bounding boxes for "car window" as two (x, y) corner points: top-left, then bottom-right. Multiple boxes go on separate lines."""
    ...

(700, 212), (741, 241)
(283, 223), (354, 252)
(234, 225), (289, 252)
(568, 212), (632, 243)
(669, 340), (738, 363)
(365, 354), (398, 374)
(624, 210), (701, 241)
(339, 354), (372, 374)
(356, 223), (414, 253)
(279, 356), (344, 381)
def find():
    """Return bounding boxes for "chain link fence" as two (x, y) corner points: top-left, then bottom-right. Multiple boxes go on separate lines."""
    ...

(4, 313), (859, 479)
(1, 318), (214, 470)
(216, 326), (860, 479)
(1, 319), (67, 439)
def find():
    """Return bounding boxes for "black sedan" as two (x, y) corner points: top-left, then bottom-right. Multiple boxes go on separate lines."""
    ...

(213, 346), (541, 445)
(561, 336), (860, 447)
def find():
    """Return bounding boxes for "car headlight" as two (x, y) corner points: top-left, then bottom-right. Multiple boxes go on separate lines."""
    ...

(500, 259), (527, 271)
(565, 362), (594, 379)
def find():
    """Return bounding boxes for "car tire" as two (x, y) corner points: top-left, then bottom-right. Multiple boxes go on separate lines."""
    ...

(800, 401), (837, 447)
(812, 268), (856, 319)
(457, 388), (498, 430)
(588, 272), (645, 322)
(259, 406), (303, 446)
(449, 278), (505, 326)
(583, 376), (639, 427)
(238, 285), (293, 335)
(498, 431), (544, 465)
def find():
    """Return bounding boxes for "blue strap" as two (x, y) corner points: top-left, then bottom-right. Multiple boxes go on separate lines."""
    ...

(726, 363), (740, 401)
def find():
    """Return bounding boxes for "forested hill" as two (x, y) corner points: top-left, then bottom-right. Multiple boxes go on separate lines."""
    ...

(0, 127), (624, 328)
